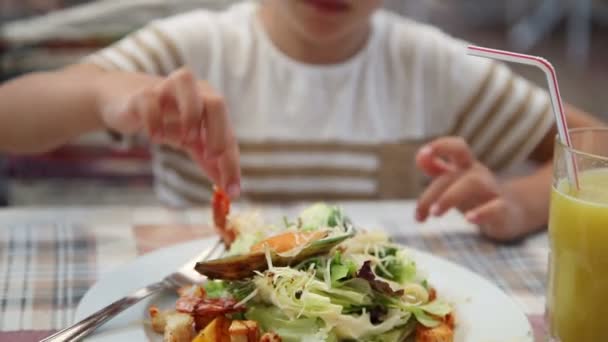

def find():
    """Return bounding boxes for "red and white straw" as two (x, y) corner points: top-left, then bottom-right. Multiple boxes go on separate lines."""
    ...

(467, 45), (579, 189)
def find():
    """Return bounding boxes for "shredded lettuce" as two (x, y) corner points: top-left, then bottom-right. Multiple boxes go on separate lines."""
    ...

(226, 280), (256, 301)
(253, 267), (370, 318)
(249, 266), (416, 340)
(201, 207), (453, 341)
(368, 319), (417, 342)
(299, 203), (344, 231)
(246, 306), (337, 342)
(245, 231), (453, 337)
(376, 251), (417, 284)
(327, 207), (344, 228)
(329, 308), (411, 339)
(419, 300), (453, 317)
(203, 280), (227, 299)
(226, 232), (264, 255)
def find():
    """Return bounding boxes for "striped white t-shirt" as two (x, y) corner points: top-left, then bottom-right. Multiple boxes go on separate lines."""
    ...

(85, 1), (554, 206)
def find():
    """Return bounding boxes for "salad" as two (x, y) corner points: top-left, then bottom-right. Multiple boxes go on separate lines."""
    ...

(149, 190), (455, 342)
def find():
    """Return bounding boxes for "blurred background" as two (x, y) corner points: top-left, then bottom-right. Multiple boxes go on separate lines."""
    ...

(1, 0), (606, 206)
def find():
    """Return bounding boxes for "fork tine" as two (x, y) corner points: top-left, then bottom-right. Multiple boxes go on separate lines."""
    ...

(170, 239), (226, 287)
(176, 239), (224, 273)
(201, 239), (225, 261)
(193, 239), (225, 263)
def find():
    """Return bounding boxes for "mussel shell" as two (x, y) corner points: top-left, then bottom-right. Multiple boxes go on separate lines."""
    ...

(195, 252), (268, 280)
(195, 232), (354, 280)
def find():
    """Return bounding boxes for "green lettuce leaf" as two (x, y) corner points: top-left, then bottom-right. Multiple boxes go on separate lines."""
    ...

(367, 319), (417, 342)
(329, 252), (357, 286)
(299, 203), (345, 231)
(226, 280), (256, 301)
(329, 308), (411, 340)
(246, 306), (337, 342)
(203, 280), (227, 299)
(375, 250), (417, 284)
(409, 307), (441, 328)
(420, 300), (452, 317)
(226, 231), (264, 256)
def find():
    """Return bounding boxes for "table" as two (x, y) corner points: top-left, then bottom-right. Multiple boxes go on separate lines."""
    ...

(0, 202), (549, 341)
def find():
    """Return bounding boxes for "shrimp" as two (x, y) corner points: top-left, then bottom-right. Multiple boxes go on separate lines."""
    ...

(212, 187), (237, 246)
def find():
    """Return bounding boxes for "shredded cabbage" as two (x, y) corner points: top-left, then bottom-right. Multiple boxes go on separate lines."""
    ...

(246, 306), (337, 342)
(299, 203), (344, 231)
(329, 308), (411, 339)
(368, 320), (418, 342)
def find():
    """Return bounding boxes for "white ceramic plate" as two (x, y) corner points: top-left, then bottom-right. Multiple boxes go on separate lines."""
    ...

(75, 238), (533, 342)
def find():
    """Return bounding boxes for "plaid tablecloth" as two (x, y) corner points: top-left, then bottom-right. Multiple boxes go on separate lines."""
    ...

(0, 202), (549, 341)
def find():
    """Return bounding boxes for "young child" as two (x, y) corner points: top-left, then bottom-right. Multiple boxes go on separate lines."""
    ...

(0, 0), (600, 241)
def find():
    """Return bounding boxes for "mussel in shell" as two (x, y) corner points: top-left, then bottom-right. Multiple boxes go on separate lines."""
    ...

(202, 188), (355, 280)
(195, 231), (353, 280)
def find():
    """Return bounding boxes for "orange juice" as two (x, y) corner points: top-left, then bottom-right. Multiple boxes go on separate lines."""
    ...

(548, 170), (608, 341)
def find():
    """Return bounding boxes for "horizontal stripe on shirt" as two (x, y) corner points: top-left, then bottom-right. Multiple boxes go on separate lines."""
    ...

(153, 140), (426, 205)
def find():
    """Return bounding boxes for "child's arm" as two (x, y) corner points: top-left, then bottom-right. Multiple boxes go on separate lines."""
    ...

(415, 104), (601, 241)
(0, 64), (241, 196)
(0, 64), (111, 154)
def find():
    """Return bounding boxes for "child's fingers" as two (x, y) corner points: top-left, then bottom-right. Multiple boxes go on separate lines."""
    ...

(189, 143), (221, 186)
(431, 173), (496, 217)
(416, 145), (454, 177)
(217, 144), (241, 198)
(416, 172), (459, 221)
(466, 199), (528, 242)
(127, 88), (160, 140)
(431, 176), (480, 216)
(200, 88), (231, 158)
(201, 90), (241, 198)
(465, 199), (509, 239)
(162, 118), (183, 147)
(187, 132), (222, 185)
(171, 68), (203, 143)
(422, 137), (475, 171)
(158, 69), (202, 144)
(465, 199), (501, 225)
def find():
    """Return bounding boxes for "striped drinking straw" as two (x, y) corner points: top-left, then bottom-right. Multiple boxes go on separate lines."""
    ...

(467, 45), (580, 189)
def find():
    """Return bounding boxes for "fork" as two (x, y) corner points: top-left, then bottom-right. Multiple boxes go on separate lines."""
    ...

(41, 239), (225, 342)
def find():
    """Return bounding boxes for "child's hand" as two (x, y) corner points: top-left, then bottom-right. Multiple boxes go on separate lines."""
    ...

(415, 137), (527, 241)
(100, 68), (241, 197)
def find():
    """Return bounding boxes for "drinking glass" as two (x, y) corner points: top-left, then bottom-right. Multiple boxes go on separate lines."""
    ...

(547, 127), (608, 342)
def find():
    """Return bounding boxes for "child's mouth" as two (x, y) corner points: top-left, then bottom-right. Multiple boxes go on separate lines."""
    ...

(302, 0), (350, 13)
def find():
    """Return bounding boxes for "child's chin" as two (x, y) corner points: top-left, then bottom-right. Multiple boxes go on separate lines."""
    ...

(295, 15), (351, 37)
(299, 23), (350, 43)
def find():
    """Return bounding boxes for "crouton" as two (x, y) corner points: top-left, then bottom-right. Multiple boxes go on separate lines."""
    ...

(164, 312), (194, 342)
(177, 285), (206, 298)
(415, 322), (454, 342)
(229, 320), (260, 342)
(260, 332), (282, 342)
(149, 305), (171, 334)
